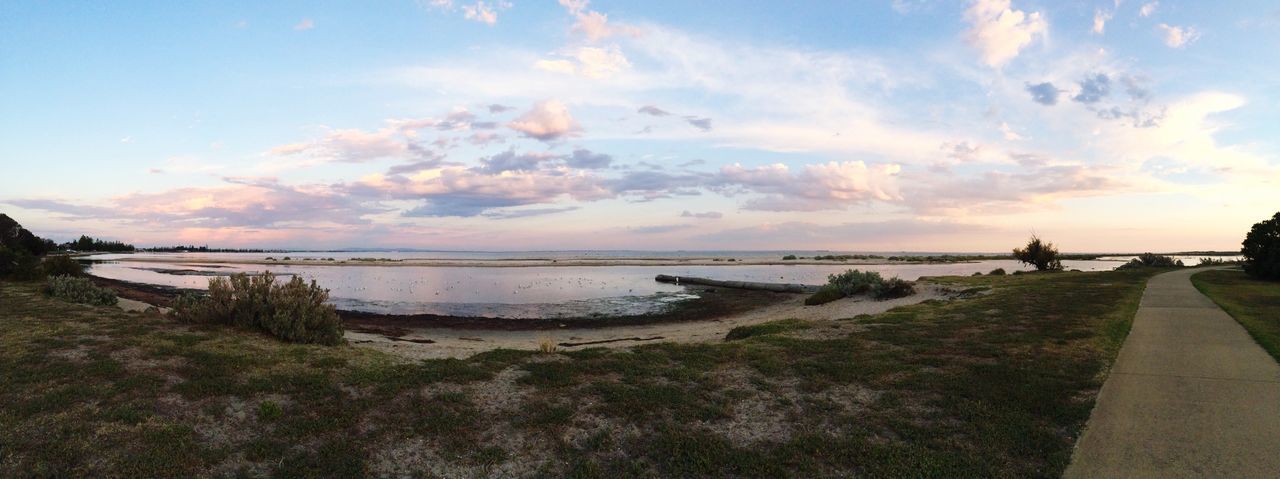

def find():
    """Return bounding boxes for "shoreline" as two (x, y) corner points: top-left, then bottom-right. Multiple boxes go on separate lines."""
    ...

(86, 255), (996, 268)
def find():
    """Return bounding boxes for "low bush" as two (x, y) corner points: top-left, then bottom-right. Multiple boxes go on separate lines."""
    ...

(1116, 253), (1183, 270)
(781, 255), (797, 260)
(1198, 257), (1230, 266)
(170, 272), (344, 345)
(41, 255), (84, 277)
(805, 269), (916, 305)
(873, 277), (916, 299)
(988, 268), (1006, 275)
(46, 275), (117, 306)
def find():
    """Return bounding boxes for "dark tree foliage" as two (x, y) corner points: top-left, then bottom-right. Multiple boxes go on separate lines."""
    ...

(1013, 235), (1063, 271)
(64, 235), (135, 252)
(1242, 212), (1280, 280)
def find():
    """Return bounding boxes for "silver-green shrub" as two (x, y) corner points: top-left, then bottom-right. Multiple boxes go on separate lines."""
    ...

(46, 275), (118, 306)
(169, 272), (343, 345)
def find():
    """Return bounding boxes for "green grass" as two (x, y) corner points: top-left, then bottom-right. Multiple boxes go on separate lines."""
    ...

(0, 269), (1158, 477)
(1192, 269), (1280, 362)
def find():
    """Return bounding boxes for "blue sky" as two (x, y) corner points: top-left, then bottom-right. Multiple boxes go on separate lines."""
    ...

(2, 0), (1278, 251)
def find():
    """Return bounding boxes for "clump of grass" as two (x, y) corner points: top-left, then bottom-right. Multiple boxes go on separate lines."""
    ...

(1116, 252), (1183, 270)
(988, 268), (1006, 275)
(804, 287), (844, 306)
(46, 275), (117, 306)
(170, 272), (344, 345)
(724, 319), (810, 340)
(1197, 257), (1234, 266)
(257, 400), (282, 421)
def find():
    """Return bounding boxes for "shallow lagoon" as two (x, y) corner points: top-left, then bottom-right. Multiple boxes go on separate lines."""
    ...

(84, 252), (1209, 318)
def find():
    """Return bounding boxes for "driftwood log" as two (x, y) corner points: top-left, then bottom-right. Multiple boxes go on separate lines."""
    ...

(655, 274), (818, 294)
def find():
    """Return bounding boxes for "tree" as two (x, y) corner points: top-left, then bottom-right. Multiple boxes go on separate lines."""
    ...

(1013, 235), (1063, 271)
(1242, 212), (1280, 280)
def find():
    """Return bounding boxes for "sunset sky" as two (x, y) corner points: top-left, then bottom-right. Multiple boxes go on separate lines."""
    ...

(2, 0), (1277, 251)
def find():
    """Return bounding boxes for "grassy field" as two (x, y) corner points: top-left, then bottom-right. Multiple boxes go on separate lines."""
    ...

(1, 269), (1156, 478)
(1192, 269), (1280, 362)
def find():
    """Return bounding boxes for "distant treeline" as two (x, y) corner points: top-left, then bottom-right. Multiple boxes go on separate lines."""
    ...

(64, 235), (135, 252)
(144, 245), (276, 253)
(788, 253), (1107, 262)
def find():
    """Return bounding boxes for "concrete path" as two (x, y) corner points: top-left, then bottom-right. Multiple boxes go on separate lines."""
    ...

(1065, 267), (1280, 478)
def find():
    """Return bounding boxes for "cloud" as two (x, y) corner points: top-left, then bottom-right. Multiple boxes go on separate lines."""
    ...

(903, 161), (1126, 215)
(557, 0), (589, 15)
(1072, 73), (1111, 104)
(1092, 8), (1113, 34)
(963, 0), (1048, 67)
(694, 220), (998, 250)
(461, 1), (500, 25)
(507, 100), (581, 141)
(630, 224), (694, 234)
(293, 18), (314, 31)
(269, 119), (443, 164)
(680, 210), (722, 219)
(371, 167), (610, 217)
(684, 116), (713, 132)
(1139, 2), (1158, 17)
(1157, 23), (1200, 48)
(717, 161), (901, 211)
(637, 105), (670, 117)
(481, 206), (580, 219)
(566, 149), (613, 169)
(535, 46), (631, 79)
(477, 149), (558, 173)
(487, 104), (514, 113)
(3, 199), (118, 218)
(1025, 81), (1061, 105)
(567, 7), (640, 42)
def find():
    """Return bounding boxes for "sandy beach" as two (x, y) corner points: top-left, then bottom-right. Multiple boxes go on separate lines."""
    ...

(345, 284), (951, 360)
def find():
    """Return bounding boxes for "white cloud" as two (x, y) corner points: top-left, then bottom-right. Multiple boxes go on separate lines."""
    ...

(963, 0), (1048, 67)
(293, 18), (314, 31)
(1092, 8), (1113, 34)
(462, 1), (499, 25)
(1139, 2), (1158, 17)
(1157, 23), (1200, 48)
(535, 46), (631, 79)
(507, 100), (581, 141)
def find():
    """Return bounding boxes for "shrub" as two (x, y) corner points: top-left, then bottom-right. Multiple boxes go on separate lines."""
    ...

(1198, 257), (1229, 266)
(804, 286), (844, 306)
(806, 269), (916, 304)
(0, 245), (44, 280)
(1242, 212), (1280, 280)
(782, 255), (797, 260)
(873, 277), (916, 299)
(46, 275), (117, 306)
(988, 268), (1007, 275)
(42, 255), (84, 277)
(1116, 253), (1183, 270)
(1013, 235), (1063, 271)
(258, 401), (282, 421)
(170, 272), (344, 345)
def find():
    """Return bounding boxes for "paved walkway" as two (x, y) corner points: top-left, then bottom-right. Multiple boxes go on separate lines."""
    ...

(1065, 267), (1280, 478)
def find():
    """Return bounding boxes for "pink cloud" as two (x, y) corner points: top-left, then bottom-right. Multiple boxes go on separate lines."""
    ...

(507, 100), (580, 141)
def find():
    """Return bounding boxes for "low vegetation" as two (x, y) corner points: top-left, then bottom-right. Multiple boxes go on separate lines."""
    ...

(989, 268), (1007, 275)
(41, 255), (84, 277)
(170, 272), (344, 346)
(805, 269), (916, 305)
(1116, 252), (1183, 270)
(1198, 257), (1232, 266)
(1241, 211), (1280, 280)
(1013, 235), (1063, 271)
(45, 275), (118, 306)
(1192, 269), (1280, 362)
(781, 254), (797, 260)
(0, 268), (1158, 477)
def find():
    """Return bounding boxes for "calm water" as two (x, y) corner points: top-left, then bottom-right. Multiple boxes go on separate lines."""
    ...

(85, 251), (1227, 318)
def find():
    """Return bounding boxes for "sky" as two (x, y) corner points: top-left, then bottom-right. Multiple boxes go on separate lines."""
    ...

(1, 0), (1278, 252)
